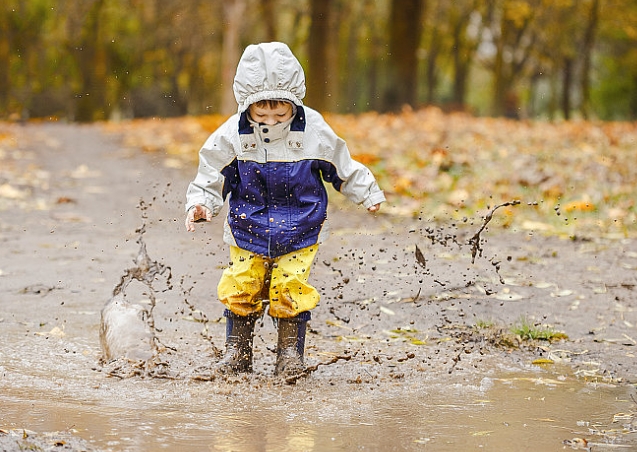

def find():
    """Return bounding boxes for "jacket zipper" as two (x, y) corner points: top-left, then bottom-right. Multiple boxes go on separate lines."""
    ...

(264, 145), (272, 258)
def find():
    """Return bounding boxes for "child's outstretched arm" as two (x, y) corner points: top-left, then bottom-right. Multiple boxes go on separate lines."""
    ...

(184, 114), (240, 232)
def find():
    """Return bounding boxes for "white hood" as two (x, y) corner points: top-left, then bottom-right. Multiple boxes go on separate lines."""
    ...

(233, 42), (306, 113)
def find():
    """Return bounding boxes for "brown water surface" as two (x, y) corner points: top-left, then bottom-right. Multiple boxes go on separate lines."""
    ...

(1, 343), (636, 452)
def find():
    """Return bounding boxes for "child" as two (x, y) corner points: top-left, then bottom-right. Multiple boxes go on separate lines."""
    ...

(185, 42), (385, 377)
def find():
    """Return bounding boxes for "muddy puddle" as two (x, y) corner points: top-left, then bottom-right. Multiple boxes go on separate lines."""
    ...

(1, 364), (636, 451)
(3, 218), (637, 451)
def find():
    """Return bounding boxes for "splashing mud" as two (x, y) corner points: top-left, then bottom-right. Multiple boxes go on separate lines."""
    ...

(99, 224), (172, 377)
(467, 200), (522, 264)
(98, 204), (362, 384)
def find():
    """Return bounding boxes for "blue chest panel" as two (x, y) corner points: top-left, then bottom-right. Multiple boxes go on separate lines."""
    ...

(222, 159), (330, 257)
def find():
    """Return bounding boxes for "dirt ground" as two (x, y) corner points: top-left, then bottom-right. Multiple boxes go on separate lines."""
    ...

(1, 122), (637, 451)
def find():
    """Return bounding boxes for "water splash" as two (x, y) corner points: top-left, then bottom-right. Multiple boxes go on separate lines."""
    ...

(99, 224), (172, 375)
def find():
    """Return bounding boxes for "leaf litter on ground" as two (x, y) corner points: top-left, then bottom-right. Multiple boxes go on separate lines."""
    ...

(96, 107), (637, 238)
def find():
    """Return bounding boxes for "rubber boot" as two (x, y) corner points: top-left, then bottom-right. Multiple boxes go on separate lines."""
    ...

(215, 309), (257, 374)
(275, 311), (311, 376)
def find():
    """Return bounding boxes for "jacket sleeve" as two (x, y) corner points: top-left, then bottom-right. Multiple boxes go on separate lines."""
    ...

(185, 115), (240, 215)
(308, 110), (386, 209)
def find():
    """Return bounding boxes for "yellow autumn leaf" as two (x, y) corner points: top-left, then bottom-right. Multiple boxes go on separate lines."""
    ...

(531, 358), (554, 365)
(0, 183), (27, 199)
(563, 200), (596, 212)
(35, 326), (65, 338)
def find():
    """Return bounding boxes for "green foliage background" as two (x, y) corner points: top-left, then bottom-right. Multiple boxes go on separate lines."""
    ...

(1, 0), (636, 121)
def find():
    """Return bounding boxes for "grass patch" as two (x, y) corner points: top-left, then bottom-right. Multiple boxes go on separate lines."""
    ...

(474, 319), (495, 330)
(466, 317), (568, 349)
(510, 317), (568, 342)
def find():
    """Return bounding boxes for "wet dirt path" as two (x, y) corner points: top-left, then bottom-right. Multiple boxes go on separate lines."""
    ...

(1, 123), (637, 450)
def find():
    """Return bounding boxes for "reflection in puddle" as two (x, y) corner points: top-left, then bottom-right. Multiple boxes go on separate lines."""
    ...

(1, 370), (636, 451)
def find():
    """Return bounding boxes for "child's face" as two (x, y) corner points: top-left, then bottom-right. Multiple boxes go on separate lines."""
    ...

(249, 102), (294, 126)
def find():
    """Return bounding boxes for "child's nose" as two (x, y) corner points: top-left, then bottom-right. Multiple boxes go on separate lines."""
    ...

(264, 117), (277, 125)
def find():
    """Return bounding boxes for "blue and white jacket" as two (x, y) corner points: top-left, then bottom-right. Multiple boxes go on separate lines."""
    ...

(185, 42), (385, 258)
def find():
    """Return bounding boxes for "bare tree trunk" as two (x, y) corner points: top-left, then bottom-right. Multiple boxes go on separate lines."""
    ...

(631, 74), (637, 120)
(368, 32), (382, 111)
(492, 36), (506, 116)
(338, 1), (359, 112)
(449, 5), (479, 109)
(261, 0), (277, 42)
(425, 29), (440, 105)
(73, 0), (108, 122)
(220, 0), (245, 115)
(562, 57), (573, 120)
(490, 4), (535, 118)
(364, 0), (383, 111)
(385, 0), (424, 111)
(0, 12), (13, 113)
(307, 0), (331, 111)
(548, 70), (558, 121)
(580, 0), (599, 119)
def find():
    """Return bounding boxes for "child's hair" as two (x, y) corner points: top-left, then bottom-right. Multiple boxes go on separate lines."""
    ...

(252, 99), (291, 109)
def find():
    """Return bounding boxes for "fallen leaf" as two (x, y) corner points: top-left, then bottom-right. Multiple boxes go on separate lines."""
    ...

(0, 183), (27, 199)
(325, 319), (351, 329)
(551, 289), (574, 297)
(35, 326), (65, 338)
(532, 358), (554, 365)
(521, 221), (554, 231)
(163, 158), (184, 169)
(380, 306), (395, 316)
(563, 200), (596, 212)
(70, 164), (100, 178)
(534, 282), (555, 289)
(493, 291), (525, 301)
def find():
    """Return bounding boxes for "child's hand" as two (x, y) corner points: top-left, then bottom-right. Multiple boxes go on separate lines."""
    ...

(368, 204), (381, 213)
(185, 204), (213, 232)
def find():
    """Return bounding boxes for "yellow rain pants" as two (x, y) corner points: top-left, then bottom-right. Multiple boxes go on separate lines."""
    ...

(218, 245), (320, 319)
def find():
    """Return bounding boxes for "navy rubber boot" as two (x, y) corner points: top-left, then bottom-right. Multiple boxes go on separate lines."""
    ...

(215, 309), (257, 374)
(274, 311), (311, 376)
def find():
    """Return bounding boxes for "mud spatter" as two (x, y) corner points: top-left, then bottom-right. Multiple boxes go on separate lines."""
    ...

(99, 225), (173, 378)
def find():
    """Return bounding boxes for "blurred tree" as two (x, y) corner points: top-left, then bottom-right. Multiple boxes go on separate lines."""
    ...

(526, 0), (601, 120)
(580, 0), (600, 119)
(307, 0), (332, 111)
(384, 0), (424, 111)
(1, 0), (636, 121)
(421, 2), (442, 105)
(63, 0), (110, 122)
(593, 0), (637, 119)
(423, 0), (485, 109)
(365, 0), (387, 111)
(484, 0), (539, 117)
(220, 0), (246, 115)
(0, 0), (52, 117)
(261, 0), (277, 42)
